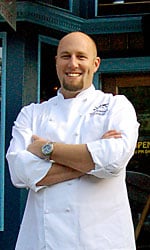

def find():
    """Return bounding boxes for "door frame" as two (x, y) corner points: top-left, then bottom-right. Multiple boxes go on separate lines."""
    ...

(0, 32), (7, 231)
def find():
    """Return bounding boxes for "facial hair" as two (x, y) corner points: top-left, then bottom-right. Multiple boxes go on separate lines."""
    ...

(62, 78), (84, 92)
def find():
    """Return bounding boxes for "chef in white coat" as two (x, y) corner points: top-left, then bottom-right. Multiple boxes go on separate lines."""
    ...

(6, 31), (139, 250)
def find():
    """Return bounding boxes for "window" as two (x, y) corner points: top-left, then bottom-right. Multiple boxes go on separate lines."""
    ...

(101, 71), (150, 175)
(119, 84), (150, 175)
(97, 0), (150, 16)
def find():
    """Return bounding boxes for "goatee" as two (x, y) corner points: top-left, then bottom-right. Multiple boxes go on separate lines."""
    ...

(62, 79), (83, 92)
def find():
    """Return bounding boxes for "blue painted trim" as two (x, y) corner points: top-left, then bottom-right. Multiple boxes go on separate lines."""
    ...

(94, 56), (150, 91)
(0, 32), (7, 231)
(84, 15), (142, 34)
(69, 0), (73, 12)
(0, 1), (141, 34)
(16, 2), (83, 33)
(99, 57), (150, 73)
(38, 35), (59, 103)
(39, 35), (59, 46)
(37, 37), (42, 103)
(95, 0), (98, 16)
(93, 72), (101, 90)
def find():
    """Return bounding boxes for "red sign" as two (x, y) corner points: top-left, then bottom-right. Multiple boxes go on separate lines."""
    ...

(0, 0), (16, 31)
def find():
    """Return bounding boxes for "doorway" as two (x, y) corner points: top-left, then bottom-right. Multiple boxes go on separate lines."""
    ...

(38, 35), (60, 102)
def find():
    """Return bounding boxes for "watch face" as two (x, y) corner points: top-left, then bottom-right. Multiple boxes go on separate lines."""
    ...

(42, 143), (53, 156)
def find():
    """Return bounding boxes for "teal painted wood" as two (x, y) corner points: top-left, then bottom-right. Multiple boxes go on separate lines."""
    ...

(0, 1), (142, 34)
(16, 1), (83, 32)
(0, 30), (36, 250)
(99, 57), (150, 73)
(93, 56), (150, 90)
(22, 1), (142, 34)
(0, 32), (6, 232)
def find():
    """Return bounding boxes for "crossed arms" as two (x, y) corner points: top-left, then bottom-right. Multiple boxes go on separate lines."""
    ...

(27, 130), (122, 186)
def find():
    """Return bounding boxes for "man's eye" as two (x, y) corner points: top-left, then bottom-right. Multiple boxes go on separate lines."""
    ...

(78, 55), (86, 59)
(61, 55), (70, 59)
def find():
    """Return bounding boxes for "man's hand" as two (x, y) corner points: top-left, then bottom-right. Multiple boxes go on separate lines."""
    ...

(27, 135), (48, 159)
(36, 163), (85, 186)
(101, 130), (122, 139)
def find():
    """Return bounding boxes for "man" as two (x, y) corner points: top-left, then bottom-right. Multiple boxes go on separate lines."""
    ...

(6, 32), (139, 250)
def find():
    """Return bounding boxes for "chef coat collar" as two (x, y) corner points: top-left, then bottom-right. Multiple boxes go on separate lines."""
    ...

(57, 84), (96, 100)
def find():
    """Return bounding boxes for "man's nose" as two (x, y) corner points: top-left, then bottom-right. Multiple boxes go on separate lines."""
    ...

(68, 55), (78, 68)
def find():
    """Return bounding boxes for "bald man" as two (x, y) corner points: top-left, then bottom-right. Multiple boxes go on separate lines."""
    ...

(7, 32), (139, 250)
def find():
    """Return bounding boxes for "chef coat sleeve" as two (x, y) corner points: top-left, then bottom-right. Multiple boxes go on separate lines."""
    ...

(6, 104), (52, 192)
(86, 95), (139, 178)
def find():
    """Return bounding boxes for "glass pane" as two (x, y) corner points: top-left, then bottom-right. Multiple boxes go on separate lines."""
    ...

(119, 86), (150, 175)
(97, 0), (150, 16)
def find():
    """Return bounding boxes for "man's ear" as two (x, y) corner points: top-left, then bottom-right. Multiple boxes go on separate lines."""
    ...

(94, 57), (101, 73)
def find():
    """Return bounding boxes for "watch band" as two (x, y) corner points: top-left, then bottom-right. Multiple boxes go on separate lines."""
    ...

(42, 141), (54, 161)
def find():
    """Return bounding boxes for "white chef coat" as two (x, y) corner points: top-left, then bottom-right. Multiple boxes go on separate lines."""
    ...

(6, 85), (139, 250)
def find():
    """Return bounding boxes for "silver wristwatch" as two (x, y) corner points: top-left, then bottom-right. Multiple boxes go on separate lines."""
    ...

(41, 142), (54, 161)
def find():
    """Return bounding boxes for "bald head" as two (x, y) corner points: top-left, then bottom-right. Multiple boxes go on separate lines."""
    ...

(57, 32), (98, 58)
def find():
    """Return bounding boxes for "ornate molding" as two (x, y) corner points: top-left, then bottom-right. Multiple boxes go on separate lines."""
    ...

(17, 1), (83, 32)
(84, 16), (142, 34)
(0, 1), (143, 34)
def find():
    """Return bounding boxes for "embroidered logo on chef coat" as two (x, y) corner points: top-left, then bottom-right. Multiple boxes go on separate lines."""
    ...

(92, 103), (109, 115)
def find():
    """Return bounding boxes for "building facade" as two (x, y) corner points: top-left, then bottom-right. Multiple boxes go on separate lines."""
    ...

(0, 1), (150, 249)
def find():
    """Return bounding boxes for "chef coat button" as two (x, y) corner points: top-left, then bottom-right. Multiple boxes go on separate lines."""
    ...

(49, 118), (53, 121)
(65, 208), (70, 212)
(83, 98), (87, 102)
(67, 181), (72, 185)
(45, 209), (49, 214)
(74, 132), (79, 136)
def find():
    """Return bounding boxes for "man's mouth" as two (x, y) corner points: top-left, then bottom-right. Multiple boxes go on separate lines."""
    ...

(66, 73), (81, 77)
